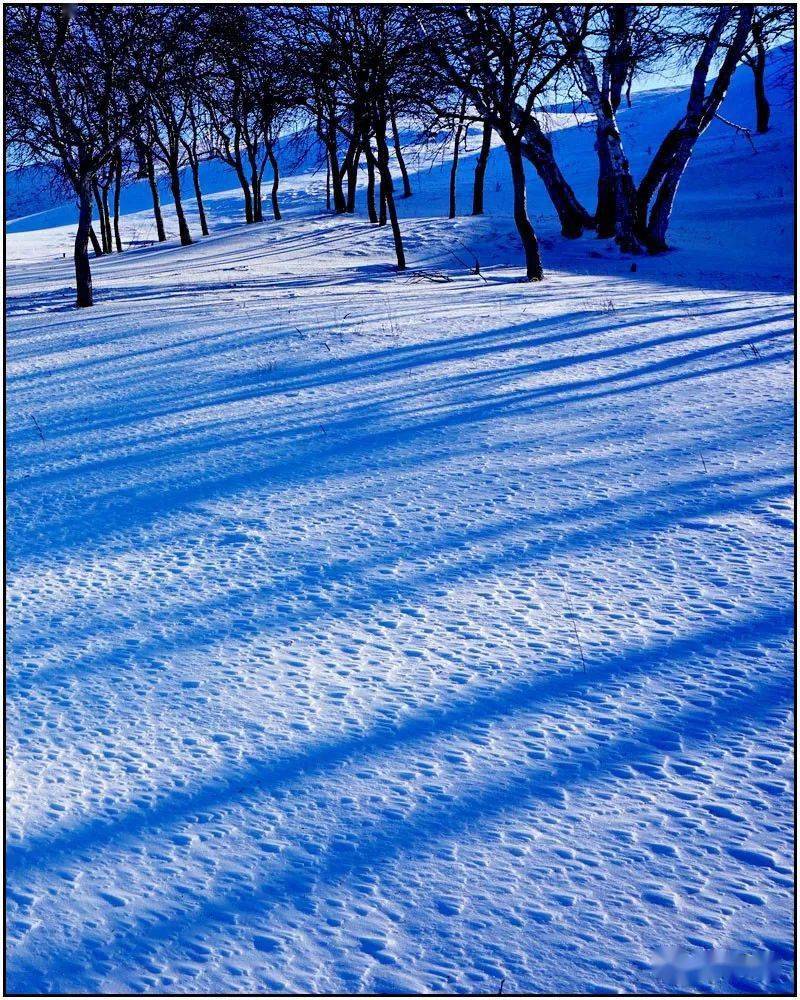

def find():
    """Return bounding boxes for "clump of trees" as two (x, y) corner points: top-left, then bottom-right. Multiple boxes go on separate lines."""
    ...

(5, 3), (788, 308)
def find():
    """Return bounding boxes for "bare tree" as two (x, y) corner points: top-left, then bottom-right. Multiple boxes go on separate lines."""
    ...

(424, 5), (583, 278)
(741, 5), (794, 133)
(635, 5), (753, 250)
(6, 4), (130, 306)
(179, 98), (211, 236)
(287, 6), (429, 270)
(556, 5), (644, 251)
(558, 4), (755, 252)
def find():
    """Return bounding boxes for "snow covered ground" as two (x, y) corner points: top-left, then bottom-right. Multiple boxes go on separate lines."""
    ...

(5, 57), (795, 995)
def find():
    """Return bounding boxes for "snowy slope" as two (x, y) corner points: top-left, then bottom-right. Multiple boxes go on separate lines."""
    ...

(5, 55), (794, 995)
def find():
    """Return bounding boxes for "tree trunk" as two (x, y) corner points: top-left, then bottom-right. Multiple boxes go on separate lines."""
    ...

(472, 119), (492, 215)
(112, 149), (123, 253)
(643, 137), (693, 252)
(374, 118), (405, 270)
(267, 144), (281, 221)
(252, 174), (263, 222)
(505, 137), (543, 281)
(88, 225), (103, 257)
(325, 150), (331, 211)
(518, 117), (592, 237)
(550, 10), (639, 246)
(75, 176), (94, 307)
(389, 99), (412, 198)
(326, 132), (347, 214)
(637, 6), (752, 251)
(230, 148), (253, 223)
(364, 140), (378, 223)
(449, 99), (466, 219)
(379, 180), (387, 226)
(189, 156), (209, 236)
(146, 153), (167, 242)
(635, 127), (680, 236)
(594, 134), (616, 238)
(169, 162), (193, 246)
(101, 185), (112, 254)
(93, 182), (109, 253)
(248, 150), (263, 223)
(752, 50), (770, 133)
(593, 121), (641, 251)
(345, 139), (361, 213)
(331, 155), (347, 213)
(92, 185), (103, 248)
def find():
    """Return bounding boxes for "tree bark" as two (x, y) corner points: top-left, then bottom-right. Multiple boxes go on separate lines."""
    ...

(364, 139), (378, 223)
(379, 180), (387, 226)
(752, 48), (770, 133)
(637, 7), (752, 251)
(325, 150), (331, 211)
(236, 162), (254, 223)
(593, 121), (640, 249)
(189, 156), (209, 236)
(449, 98), (467, 219)
(505, 137), (543, 281)
(146, 153), (167, 243)
(595, 8), (635, 241)
(169, 162), (193, 245)
(345, 138), (361, 214)
(556, 8), (639, 249)
(374, 117), (405, 270)
(252, 174), (263, 222)
(248, 149), (263, 223)
(389, 98), (412, 198)
(267, 144), (281, 221)
(594, 135), (615, 238)
(112, 149), (123, 252)
(330, 150), (347, 213)
(472, 119), (492, 215)
(325, 125), (348, 214)
(635, 129), (680, 236)
(643, 129), (699, 251)
(88, 225), (103, 257)
(92, 185), (104, 249)
(517, 116), (592, 238)
(75, 176), (94, 307)
(93, 182), (110, 253)
(101, 185), (112, 254)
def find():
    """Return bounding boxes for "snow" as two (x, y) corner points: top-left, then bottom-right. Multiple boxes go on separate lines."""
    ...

(5, 57), (795, 995)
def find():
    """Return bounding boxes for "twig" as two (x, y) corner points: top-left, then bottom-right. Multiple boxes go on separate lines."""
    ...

(406, 269), (452, 283)
(564, 587), (587, 672)
(451, 238), (489, 283)
(30, 413), (45, 442)
(498, 977), (506, 996)
(714, 113), (757, 154)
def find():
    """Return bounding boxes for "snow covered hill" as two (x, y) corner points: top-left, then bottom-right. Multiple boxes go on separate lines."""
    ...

(5, 53), (794, 995)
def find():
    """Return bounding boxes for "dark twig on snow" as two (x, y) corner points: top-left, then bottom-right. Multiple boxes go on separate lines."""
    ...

(30, 413), (45, 441)
(450, 238), (488, 283)
(564, 588), (587, 672)
(406, 270), (452, 283)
